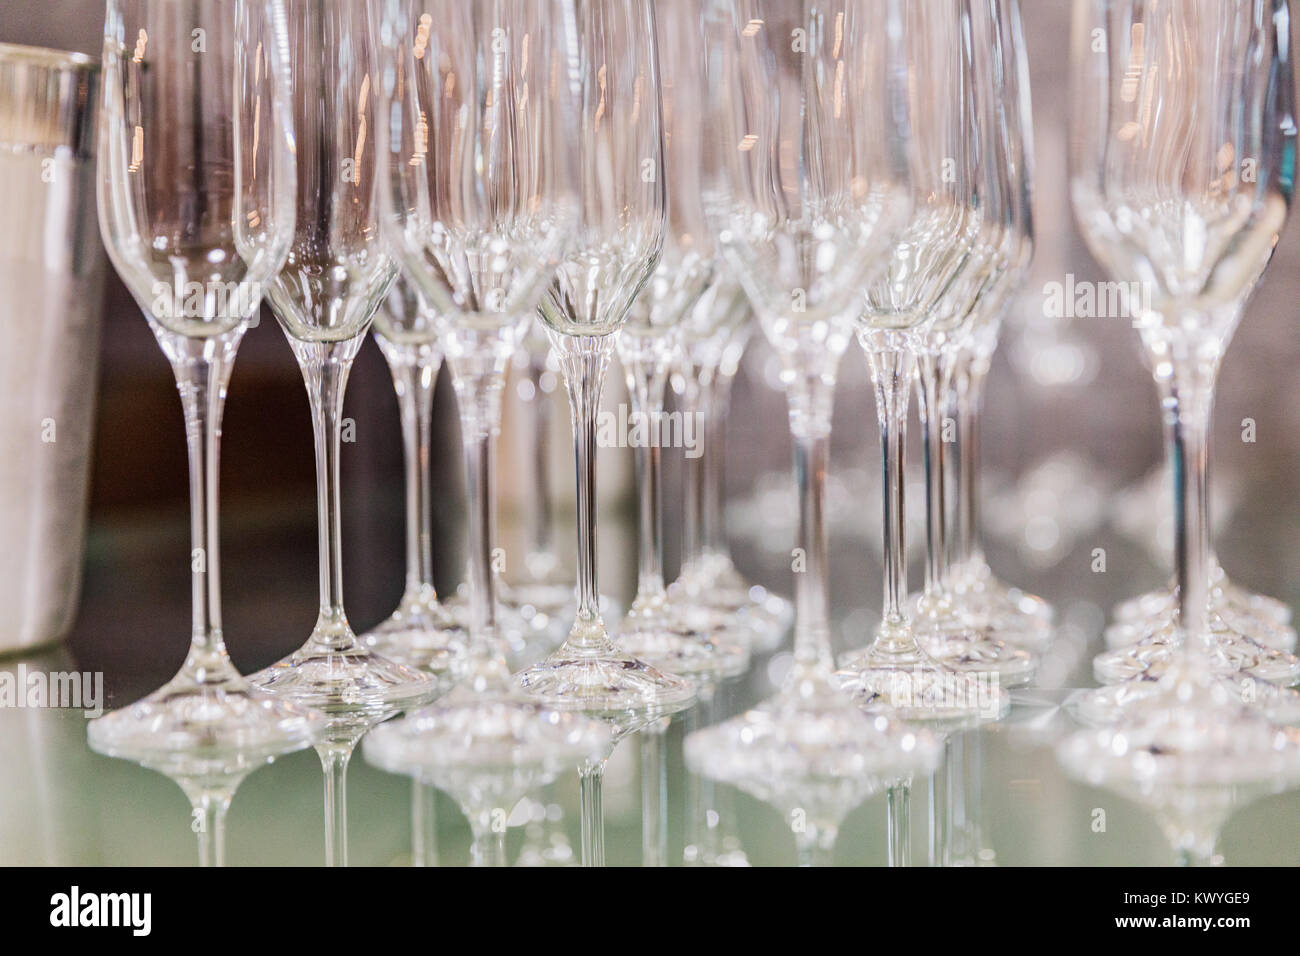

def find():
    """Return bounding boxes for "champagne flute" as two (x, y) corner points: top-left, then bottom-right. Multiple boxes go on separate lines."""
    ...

(1059, 0), (1300, 841)
(364, 0), (612, 868)
(248, 0), (438, 867)
(364, 276), (470, 675)
(684, 0), (944, 867)
(88, 0), (325, 865)
(517, 0), (699, 867)
(835, 0), (1012, 728)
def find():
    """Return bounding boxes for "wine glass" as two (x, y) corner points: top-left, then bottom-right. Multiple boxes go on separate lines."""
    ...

(1060, 0), (1300, 819)
(88, 0), (326, 865)
(363, 277), (470, 675)
(615, 0), (750, 687)
(364, 0), (614, 867)
(834, 0), (1013, 730)
(516, 0), (700, 867)
(684, 0), (947, 866)
(248, 0), (438, 867)
(900, 0), (1038, 688)
(669, 279), (793, 655)
(945, 1), (1055, 652)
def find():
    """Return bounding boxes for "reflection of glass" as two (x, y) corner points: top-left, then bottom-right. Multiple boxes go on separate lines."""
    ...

(89, 0), (325, 852)
(249, 0), (437, 867)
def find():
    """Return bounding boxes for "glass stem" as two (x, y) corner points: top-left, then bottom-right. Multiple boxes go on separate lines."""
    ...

(157, 325), (244, 681)
(702, 369), (733, 559)
(866, 344), (919, 649)
(952, 351), (979, 572)
(318, 741), (353, 867)
(524, 350), (557, 573)
(469, 809), (508, 867)
(622, 341), (669, 601)
(789, 393), (835, 671)
(552, 334), (613, 648)
(579, 760), (606, 867)
(411, 780), (438, 867)
(887, 779), (911, 867)
(449, 356), (511, 679)
(679, 365), (710, 572)
(916, 350), (954, 601)
(1157, 355), (1217, 651)
(178, 780), (235, 868)
(292, 336), (364, 648)
(386, 344), (441, 600)
(640, 718), (669, 867)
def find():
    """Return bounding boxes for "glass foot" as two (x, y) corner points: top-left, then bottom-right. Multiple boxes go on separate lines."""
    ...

(951, 557), (1055, 651)
(836, 623), (1011, 730)
(670, 554), (793, 655)
(684, 662), (942, 829)
(1092, 630), (1300, 687)
(617, 599), (750, 682)
(361, 585), (468, 676)
(88, 670), (323, 779)
(912, 595), (1038, 687)
(1107, 599), (1297, 653)
(251, 622), (441, 733)
(516, 616), (697, 730)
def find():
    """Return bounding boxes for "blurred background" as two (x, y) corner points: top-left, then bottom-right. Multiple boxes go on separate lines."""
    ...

(4, 1), (1300, 865)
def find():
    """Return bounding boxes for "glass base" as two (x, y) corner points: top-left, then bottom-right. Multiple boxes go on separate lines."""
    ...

(684, 662), (942, 827)
(448, 583), (618, 667)
(1114, 568), (1293, 630)
(912, 594), (1038, 687)
(616, 598), (750, 681)
(1107, 597), (1297, 653)
(516, 617), (697, 731)
(88, 669), (323, 779)
(670, 554), (793, 655)
(837, 622), (1012, 730)
(1092, 629), (1300, 687)
(361, 585), (468, 676)
(250, 622), (442, 734)
(950, 557), (1055, 651)
(363, 681), (611, 811)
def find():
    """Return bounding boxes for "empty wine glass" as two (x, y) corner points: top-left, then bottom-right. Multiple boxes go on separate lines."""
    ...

(517, 0), (699, 867)
(1062, 0), (1300, 783)
(88, 0), (325, 858)
(902, 0), (1038, 688)
(248, 0), (438, 867)
(670, 280), (793, 655)
(945, 1), (1055, 652)
(835, 0), (1013, 729)
(363, 277), (470, 676)
(365, 0), (614, 868)
(615, 0), (750, 686)
(685, 0), (946, 867)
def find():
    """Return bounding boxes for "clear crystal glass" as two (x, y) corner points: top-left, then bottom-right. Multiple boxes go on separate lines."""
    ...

(364, 0), (613, 868)
(88, 0), (326, 866)
(1060, 0), (1300, 829)
(247, 0), (438, 867)
(684, 0), (948, 867)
